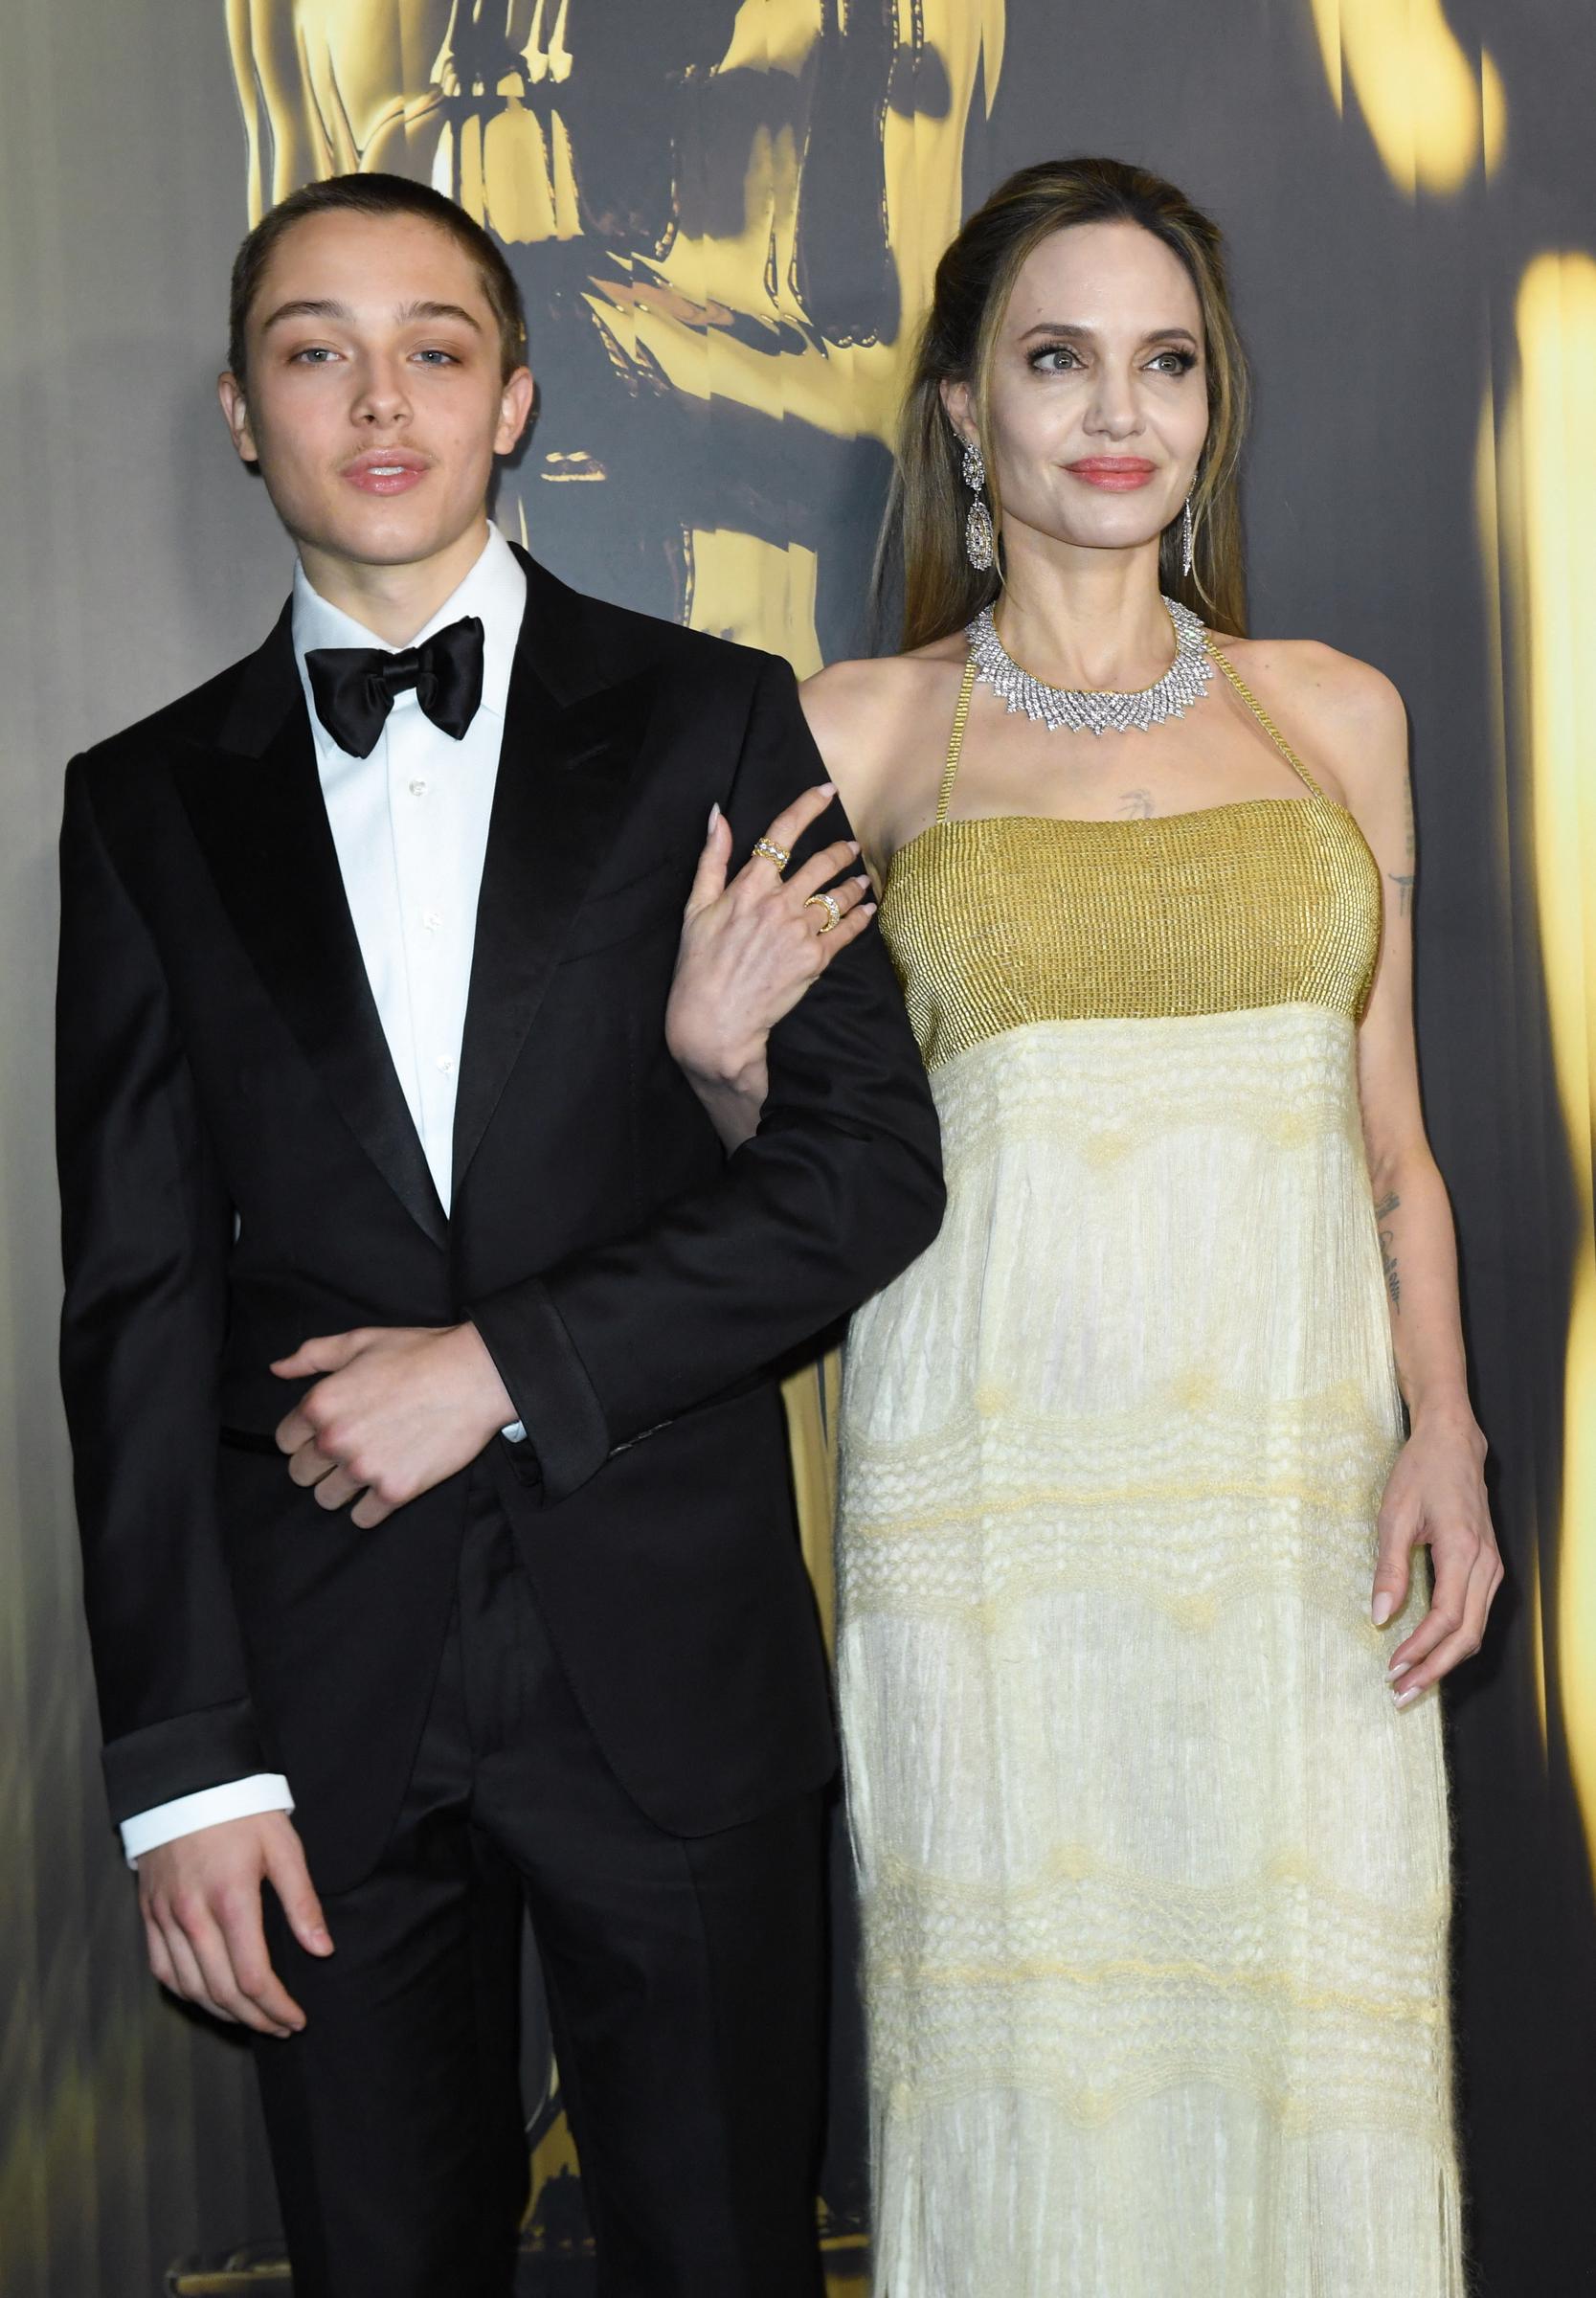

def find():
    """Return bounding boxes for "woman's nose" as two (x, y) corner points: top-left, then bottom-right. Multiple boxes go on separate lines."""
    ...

(1082, 366), (1142, 440)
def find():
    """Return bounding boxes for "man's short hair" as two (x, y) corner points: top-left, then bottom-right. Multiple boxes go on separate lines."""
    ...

(228, 173), (528, 383)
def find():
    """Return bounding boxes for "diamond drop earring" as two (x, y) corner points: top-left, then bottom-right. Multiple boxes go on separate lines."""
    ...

(962, 437), (996, 573)
(1181, 487), (1195, 580)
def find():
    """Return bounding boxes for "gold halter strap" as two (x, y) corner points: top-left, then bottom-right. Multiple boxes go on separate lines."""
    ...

(1202, 636), (1325, 799)
(935, 634), (1325, 811)
(935, 657), (978, 824)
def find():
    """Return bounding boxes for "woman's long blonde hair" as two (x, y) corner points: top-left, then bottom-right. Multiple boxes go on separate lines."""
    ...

(886, 157), (1250, 651)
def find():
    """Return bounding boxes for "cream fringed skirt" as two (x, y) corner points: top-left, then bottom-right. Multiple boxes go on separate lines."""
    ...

(836, 1005), (1462, 2298)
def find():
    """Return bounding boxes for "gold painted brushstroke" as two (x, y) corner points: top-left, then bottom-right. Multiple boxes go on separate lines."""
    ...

(1307, 0), (1504, 194)
(1504, 251), (1596, 1862)
(1473, 375), (1550, 1760)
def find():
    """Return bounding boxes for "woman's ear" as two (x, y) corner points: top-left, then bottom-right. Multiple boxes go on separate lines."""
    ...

(939, 377), (977, 447)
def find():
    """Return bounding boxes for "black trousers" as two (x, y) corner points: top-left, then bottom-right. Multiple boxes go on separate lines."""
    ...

(252, 1476), (828, 2298)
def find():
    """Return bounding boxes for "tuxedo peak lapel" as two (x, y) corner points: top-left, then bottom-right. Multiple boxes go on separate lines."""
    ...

(216, 600), (301, 757)
(179, 666), (448, 1249)
(451, 595), (656, 1198)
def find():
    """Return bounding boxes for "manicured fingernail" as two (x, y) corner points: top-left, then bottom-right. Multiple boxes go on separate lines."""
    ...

(818, 781), (836, 796)
(862, 903), (878, 917)
(847, 839), (861, 855)
(310, 1928), (333, 1952)
(708, 802), (720, 834)
(1393, 1683), (1422, 1708)
(1371, 1592), (1394, 1627)
(1386, 1660), (1411, 1683)
(854, 873), (871, 887)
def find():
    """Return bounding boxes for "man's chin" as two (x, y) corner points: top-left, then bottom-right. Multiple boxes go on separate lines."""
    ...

(280, 495), (490, 577)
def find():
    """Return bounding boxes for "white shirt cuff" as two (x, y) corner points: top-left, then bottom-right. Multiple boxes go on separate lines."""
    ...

(120, 1774), (294, 1867)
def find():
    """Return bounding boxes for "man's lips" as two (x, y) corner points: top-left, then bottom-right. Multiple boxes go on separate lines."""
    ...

(1065, 458), (1158, 491)
(342, 450), (431, 497)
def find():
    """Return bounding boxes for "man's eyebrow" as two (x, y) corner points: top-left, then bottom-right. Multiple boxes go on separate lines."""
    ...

(393, 299), (483, 333)
(1018, 320), (1200, 348)
(259, 298), (353, 333)
(259, 297), (484, 334)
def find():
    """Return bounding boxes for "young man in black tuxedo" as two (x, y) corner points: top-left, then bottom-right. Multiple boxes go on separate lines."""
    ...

(56, 174), (942, 2298)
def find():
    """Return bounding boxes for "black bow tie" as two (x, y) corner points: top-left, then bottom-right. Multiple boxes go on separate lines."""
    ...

(304, 615), (485, 759)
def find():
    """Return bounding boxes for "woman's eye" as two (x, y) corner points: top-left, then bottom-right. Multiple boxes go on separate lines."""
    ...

(1148, 349), (1199, 375)
(1029, 346), (1082, 373)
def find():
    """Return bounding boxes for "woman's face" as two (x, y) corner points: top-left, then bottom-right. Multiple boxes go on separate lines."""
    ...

(953, 217), (1209, 562)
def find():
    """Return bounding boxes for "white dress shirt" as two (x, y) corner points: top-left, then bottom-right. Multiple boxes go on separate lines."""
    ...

(121, 523), (528, 1864)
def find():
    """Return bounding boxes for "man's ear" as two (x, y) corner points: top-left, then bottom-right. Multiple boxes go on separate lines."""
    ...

(939, 376), (977, 448)
(217, 371), (259, 467)
(496, 365), (535, 457)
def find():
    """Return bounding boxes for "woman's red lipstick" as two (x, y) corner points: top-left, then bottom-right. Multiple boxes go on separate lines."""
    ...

(1066, 458), (1157, 491)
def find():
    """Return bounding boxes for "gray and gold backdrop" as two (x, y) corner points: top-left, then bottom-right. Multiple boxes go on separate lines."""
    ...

(3, 2), (1594, 2291)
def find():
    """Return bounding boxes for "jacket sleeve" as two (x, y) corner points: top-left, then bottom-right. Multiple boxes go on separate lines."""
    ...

(468, 653), (945, 1503)
(56, 759), (267, 1825)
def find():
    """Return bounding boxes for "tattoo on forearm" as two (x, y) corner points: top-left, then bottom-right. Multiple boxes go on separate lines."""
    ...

(1117, 788), (1156, 818)
(1375, 1190), (1402, 1310)
(1389, 774), (1417, 914)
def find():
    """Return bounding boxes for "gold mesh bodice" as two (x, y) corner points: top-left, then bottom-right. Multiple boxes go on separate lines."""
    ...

(878, 641), (1383, 1073)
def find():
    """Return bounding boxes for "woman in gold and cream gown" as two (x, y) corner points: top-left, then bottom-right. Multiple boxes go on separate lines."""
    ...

(667, 158), (1501, 2298)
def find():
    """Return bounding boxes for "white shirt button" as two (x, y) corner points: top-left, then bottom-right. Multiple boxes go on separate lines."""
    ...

(421, 908), (444, 932)
(436, 1054), (455, 1074)
(409, 778), (430, 798)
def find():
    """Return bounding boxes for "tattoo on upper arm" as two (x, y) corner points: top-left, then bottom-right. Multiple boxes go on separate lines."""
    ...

(1375, 1190), (1402, 1310)
(1117, 789), (1156, 819)
(1388, 870), (1415, 915)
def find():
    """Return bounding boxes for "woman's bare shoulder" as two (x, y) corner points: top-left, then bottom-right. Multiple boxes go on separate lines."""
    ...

(800, 641), (969, 780)
(799, 638), (968, 859)
(1218, 634), (1407, 803)
(1220, 634), (1405, 732)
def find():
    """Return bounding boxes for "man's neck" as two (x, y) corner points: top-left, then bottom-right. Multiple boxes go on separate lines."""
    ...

(297, 516), (493, 646)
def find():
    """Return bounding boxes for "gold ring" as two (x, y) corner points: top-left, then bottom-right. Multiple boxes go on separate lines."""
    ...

(805, 890), (843, 935)
(753, 838), (792, 872)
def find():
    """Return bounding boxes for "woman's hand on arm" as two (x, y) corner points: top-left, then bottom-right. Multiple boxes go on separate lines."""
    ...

(665, 781), (876, 1150)
(1314, 650), (1505, 1701)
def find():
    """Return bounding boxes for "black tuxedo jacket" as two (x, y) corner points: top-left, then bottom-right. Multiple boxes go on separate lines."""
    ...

(56, 548), (943, 1893)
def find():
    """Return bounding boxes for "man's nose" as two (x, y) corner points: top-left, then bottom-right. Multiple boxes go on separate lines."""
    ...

(351, 359), (412, 427)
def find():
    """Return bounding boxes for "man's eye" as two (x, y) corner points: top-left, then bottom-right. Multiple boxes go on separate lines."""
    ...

(415, 349), (459, 366)
(291, 347), (337, 365)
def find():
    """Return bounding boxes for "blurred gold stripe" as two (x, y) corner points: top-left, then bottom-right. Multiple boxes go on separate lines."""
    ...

(1474, 374), (1549, 1761)
(1509, 251), (1596, 1861)
(1308, 0), (1504, 193)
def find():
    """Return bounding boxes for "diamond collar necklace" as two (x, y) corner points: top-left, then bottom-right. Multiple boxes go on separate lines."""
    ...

(965, 597), (1214, 735)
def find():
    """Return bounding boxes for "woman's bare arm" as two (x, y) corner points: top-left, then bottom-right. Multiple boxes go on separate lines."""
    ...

(1307, 648), (1503, 1698)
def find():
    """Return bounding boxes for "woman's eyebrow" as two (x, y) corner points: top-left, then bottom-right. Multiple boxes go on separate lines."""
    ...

(1019, 320), (1200, 347)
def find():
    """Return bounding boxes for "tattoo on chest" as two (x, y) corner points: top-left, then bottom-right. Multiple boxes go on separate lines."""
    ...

(1117, 789), (1157, 819)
